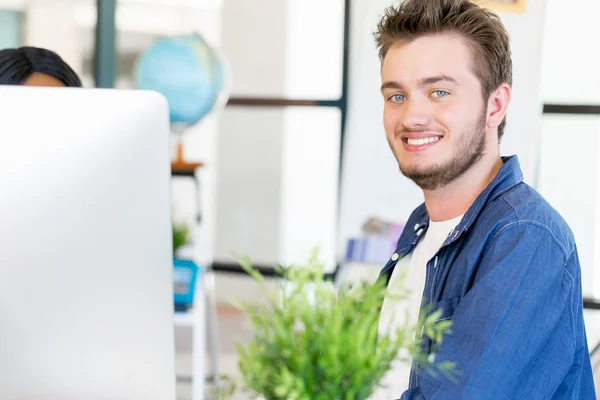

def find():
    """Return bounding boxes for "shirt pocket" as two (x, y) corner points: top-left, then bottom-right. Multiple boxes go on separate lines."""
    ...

(414, 296), (461, 385)
(428, 295), (461, 322)
(421, 296), (460, 358)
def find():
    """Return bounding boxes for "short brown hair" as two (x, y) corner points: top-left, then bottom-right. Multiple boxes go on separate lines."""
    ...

(375, 0), (512, 140)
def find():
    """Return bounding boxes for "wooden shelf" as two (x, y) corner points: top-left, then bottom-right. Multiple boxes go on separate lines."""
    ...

(171, 161), (204, 177)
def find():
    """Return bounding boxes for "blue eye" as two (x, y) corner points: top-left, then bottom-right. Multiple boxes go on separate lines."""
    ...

(390, 94), (406, 102)
(431, 90), (449, 98)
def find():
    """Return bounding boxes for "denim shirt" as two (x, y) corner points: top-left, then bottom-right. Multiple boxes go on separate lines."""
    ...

(380, 156), (595, 399)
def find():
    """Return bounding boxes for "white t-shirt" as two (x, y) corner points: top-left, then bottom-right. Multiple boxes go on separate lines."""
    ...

(370, 215), (463, 399)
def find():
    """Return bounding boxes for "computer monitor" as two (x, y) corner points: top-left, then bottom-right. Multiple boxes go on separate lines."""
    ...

(0, 86), (175, 400)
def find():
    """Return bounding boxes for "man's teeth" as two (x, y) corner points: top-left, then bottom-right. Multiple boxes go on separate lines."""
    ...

(407, 137), (440, 146)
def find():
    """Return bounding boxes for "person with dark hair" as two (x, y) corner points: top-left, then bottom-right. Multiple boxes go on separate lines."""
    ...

(0, 46), (82, 87)
(374, 0), (595, 399)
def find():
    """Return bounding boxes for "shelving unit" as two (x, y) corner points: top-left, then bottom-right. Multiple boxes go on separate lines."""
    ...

(174, 278), (206, 400)
(171, 158), (220, 400)
(172, 271), (219, 400)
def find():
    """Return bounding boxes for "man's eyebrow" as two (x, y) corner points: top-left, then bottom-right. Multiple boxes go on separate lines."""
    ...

(380, 75), (460, 92)
(380, 81), (404, 92)
(417, 75), (459, 87)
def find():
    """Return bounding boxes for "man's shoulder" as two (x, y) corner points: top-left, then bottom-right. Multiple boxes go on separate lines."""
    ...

(479, 182), (576, 256)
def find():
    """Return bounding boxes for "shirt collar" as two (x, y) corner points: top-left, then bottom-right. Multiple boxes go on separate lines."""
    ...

(396, 155), (524, 254)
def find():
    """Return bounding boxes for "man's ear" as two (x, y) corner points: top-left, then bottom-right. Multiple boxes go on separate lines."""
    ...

(486, 83), (511, 129)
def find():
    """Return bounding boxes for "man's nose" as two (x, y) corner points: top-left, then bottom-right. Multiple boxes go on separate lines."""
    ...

(400, 98), (431, 129)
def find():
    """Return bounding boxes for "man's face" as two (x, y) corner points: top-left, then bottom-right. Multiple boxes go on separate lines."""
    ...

(381, 34), (489, 191)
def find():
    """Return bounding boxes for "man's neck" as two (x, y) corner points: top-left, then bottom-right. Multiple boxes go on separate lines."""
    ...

(423, 156), (503, 222)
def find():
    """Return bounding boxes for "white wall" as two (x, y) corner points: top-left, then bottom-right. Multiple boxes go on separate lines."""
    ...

(540, 0), (600, 106)
(338, 0), (548, 259)
(220, 0), (287, 98)
(536, 0), (600, 299)
(215, 0), (287, 267)
(23, 0), (84, 76)
(497, 1), (547, 184)
(214, 0), (343, 271)
(279, 0), (343, 269)
(536, 0), (600, 346)
(537, 115), (599, 296)
(280, 107), (340, 268)
(283, 0), (344, 99)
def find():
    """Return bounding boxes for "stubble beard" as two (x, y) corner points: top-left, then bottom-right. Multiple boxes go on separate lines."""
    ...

(392, 112), (488, 191)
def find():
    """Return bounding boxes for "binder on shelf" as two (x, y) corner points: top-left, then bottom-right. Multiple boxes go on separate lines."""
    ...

(173, 258), (202, 310)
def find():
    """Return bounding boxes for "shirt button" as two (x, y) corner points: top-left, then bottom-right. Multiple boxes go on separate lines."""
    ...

(416, 228), (424, 236)
(391, 253), (399, 261)
(414, 223), (420, 231)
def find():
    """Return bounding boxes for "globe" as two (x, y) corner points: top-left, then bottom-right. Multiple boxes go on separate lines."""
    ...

(134, 33), (228, 126)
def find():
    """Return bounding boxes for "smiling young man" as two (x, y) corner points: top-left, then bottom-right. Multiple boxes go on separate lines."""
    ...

(373, 0), (595, 399)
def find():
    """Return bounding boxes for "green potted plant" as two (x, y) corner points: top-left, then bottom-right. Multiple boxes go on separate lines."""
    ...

(172, 220), (191, 257)
(214, 250), (455, 400)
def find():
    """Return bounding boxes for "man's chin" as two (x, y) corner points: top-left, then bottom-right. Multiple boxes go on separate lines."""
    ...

(399, 163), (446, 190)
(399, 162), (439, 178)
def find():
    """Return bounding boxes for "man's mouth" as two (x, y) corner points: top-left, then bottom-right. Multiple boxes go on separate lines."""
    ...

(401, 135), (443, 152)
(403, 136), (441, 146)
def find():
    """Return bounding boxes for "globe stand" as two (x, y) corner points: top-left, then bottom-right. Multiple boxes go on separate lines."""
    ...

(171, 125), (204, 174)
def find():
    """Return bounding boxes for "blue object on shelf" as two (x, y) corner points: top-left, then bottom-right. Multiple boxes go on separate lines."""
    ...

(173, 258), (202, 308)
